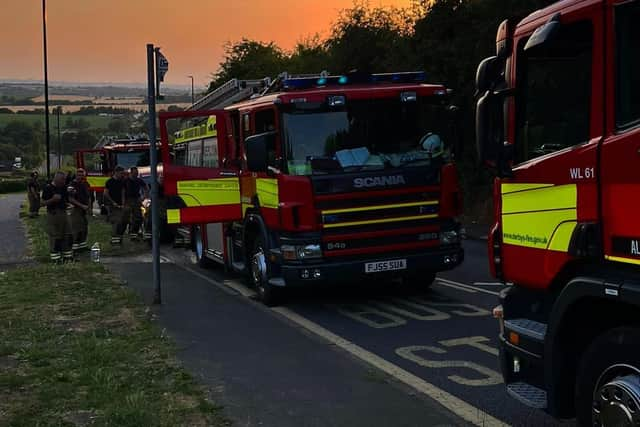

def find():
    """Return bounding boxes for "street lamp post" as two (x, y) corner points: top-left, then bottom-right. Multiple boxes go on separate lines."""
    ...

(42, 0), (51, 178)
(188, 75), (194, 105)
(56, 107), (61, 169)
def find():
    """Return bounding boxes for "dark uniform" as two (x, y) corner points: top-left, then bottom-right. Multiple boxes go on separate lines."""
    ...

(105, 176), (126, 245)
(69, 178), (91, 252)
(27, 176), (40, 217)
(124, 176), (146, 238)
(42, 183), (72, 262)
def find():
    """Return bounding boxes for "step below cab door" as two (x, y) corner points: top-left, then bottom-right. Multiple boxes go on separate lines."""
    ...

(159, 110), (242, 225)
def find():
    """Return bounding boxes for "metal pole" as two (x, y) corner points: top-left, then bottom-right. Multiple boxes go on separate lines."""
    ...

(147, 44), (161, 305)
(188, 75), (194, 104)
(57, 107), (61, 169)
(154, 47), (161, 100)
(42, 0), (51, 178)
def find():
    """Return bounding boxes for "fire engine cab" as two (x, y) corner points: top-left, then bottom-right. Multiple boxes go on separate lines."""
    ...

(476, 1), (640, 425)
(161, 71), (464, 305)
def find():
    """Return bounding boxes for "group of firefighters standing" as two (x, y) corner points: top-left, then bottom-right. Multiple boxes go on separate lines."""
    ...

(26, 166), (148, 263)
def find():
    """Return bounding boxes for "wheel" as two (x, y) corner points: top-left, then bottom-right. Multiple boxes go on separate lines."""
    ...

(248, 235), (279, 306)
(193, 226), (212, 268)
(575, 327), (640, 427)
(402, 270), (436, 291)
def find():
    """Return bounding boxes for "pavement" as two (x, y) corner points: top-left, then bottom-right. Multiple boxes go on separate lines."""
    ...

(109, 261), (465, 427)
(0, 193), (30, 268)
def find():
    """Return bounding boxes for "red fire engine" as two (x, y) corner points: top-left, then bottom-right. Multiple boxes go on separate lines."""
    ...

(75, 138), (155, 192)
(476, 1), (640, 425)
(160, 71), (464, 305)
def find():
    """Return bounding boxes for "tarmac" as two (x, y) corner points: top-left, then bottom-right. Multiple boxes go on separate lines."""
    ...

(108, 261), (466, 427)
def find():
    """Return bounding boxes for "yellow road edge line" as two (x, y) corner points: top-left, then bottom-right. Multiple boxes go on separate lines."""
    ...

(605, 255), (640, 266)
(323, 214), (438, 229)
(272, 306), (505, 427)
(322, 200), (439, 215)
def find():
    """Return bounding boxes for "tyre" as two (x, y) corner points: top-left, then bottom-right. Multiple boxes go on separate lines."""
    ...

(248, 235), (280, 306)
(575, 327), (640, 427)
(193, 226), (212, 268)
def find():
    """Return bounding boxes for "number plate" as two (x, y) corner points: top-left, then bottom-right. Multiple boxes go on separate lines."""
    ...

(365, 259), (407, 273)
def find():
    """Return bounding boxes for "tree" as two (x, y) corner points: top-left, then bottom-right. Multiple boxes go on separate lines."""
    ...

(326, 3), (416, 73)
(287, 36), (331, 75)
(108, 118), (129, 134)
(208, 39), (287, 91)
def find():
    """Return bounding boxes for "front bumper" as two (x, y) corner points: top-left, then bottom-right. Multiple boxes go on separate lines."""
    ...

(274, 246), (463, 287)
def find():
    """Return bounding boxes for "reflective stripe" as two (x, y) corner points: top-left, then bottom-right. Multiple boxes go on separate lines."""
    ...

(62, 251), (74, 258)
(86, 176), (109, 189)
(323, 214), (438, 229)
(176, 178), (240, 207)
(501, 183), (554, 194)
(501, 183), (577, 251)
(256, 178), (279, 209)
(322, 200), (439, 215)
(167, 209), (181, 224)
(50, 253), (61, 260)
(548, 221), (577, 252)
(502, 184), (576, 214)
(78, 241), (88, 249)
(605, 255), (640, 266)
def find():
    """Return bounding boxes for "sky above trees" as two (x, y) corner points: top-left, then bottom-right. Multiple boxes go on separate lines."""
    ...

(0, 0), (410, 88)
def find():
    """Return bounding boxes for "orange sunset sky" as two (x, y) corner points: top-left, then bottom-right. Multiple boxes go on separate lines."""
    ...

(1, 0), (412, 89)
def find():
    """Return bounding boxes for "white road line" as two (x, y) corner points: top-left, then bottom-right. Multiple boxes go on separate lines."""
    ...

(272, 306), (505, 426)
(436, 278), (501, 296)
(434, 280), (477, 293)
(473, 282), (504, 287)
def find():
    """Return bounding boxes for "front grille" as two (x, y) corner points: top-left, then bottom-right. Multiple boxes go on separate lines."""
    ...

(317, 190), (443, 257)
(319, 192), (440, 230)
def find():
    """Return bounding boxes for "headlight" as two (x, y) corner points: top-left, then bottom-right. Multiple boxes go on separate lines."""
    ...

(281, 244), (322, 261)
(440, 230), (459, 245)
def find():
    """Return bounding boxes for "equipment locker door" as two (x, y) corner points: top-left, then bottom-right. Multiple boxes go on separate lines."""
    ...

(159, 110), (242, 225)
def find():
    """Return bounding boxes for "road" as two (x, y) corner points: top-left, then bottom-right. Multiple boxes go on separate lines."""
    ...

(163, 239), (572, 426)
(0, 193), (29, 267)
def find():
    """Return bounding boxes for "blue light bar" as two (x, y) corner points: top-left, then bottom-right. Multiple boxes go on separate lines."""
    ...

(282, 71), (426, 91)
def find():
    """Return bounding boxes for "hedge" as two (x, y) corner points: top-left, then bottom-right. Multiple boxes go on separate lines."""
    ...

(0, 179), (27, 194)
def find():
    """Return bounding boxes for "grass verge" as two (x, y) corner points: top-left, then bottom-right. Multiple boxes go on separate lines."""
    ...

(0, 199), (229, 426)
(0, 264), (228, 426)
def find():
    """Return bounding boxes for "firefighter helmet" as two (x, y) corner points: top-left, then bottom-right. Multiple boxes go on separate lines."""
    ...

(420, 133), (444, 158)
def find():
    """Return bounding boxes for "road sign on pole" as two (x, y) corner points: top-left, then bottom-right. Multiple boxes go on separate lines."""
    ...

(147, 43), (162, 305)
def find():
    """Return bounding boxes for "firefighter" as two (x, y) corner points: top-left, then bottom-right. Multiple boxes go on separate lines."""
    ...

(69, 168), (91, 253)
(27, 171), (41, 218)
(104, 166), (126, 245)
(124, 167), (148, 240)
(41, 171), (72, 263)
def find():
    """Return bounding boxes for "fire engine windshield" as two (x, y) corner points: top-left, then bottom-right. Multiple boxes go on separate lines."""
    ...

(114, 150), (153, 169)
(282, 97), (452, 175)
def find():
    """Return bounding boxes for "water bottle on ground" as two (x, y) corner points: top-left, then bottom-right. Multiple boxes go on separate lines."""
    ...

(91, 242), (101, 263)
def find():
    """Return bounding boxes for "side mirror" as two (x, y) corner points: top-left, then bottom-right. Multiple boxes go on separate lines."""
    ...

(245, 131), (275, 173)
(525, 13), (561, 51)
(476, 56), (503, 95)
(476, 91), (514, 177)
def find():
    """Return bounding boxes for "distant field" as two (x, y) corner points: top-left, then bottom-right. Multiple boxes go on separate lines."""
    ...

(30, 95), (145, 104)
(30, 94), (94, 102)
(0, 103), (190, 113)
(0, 113), (113, 129)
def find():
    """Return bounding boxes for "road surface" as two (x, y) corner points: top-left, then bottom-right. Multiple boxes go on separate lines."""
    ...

(0, 193), (29, 267)
(161, 239), (573, 426)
